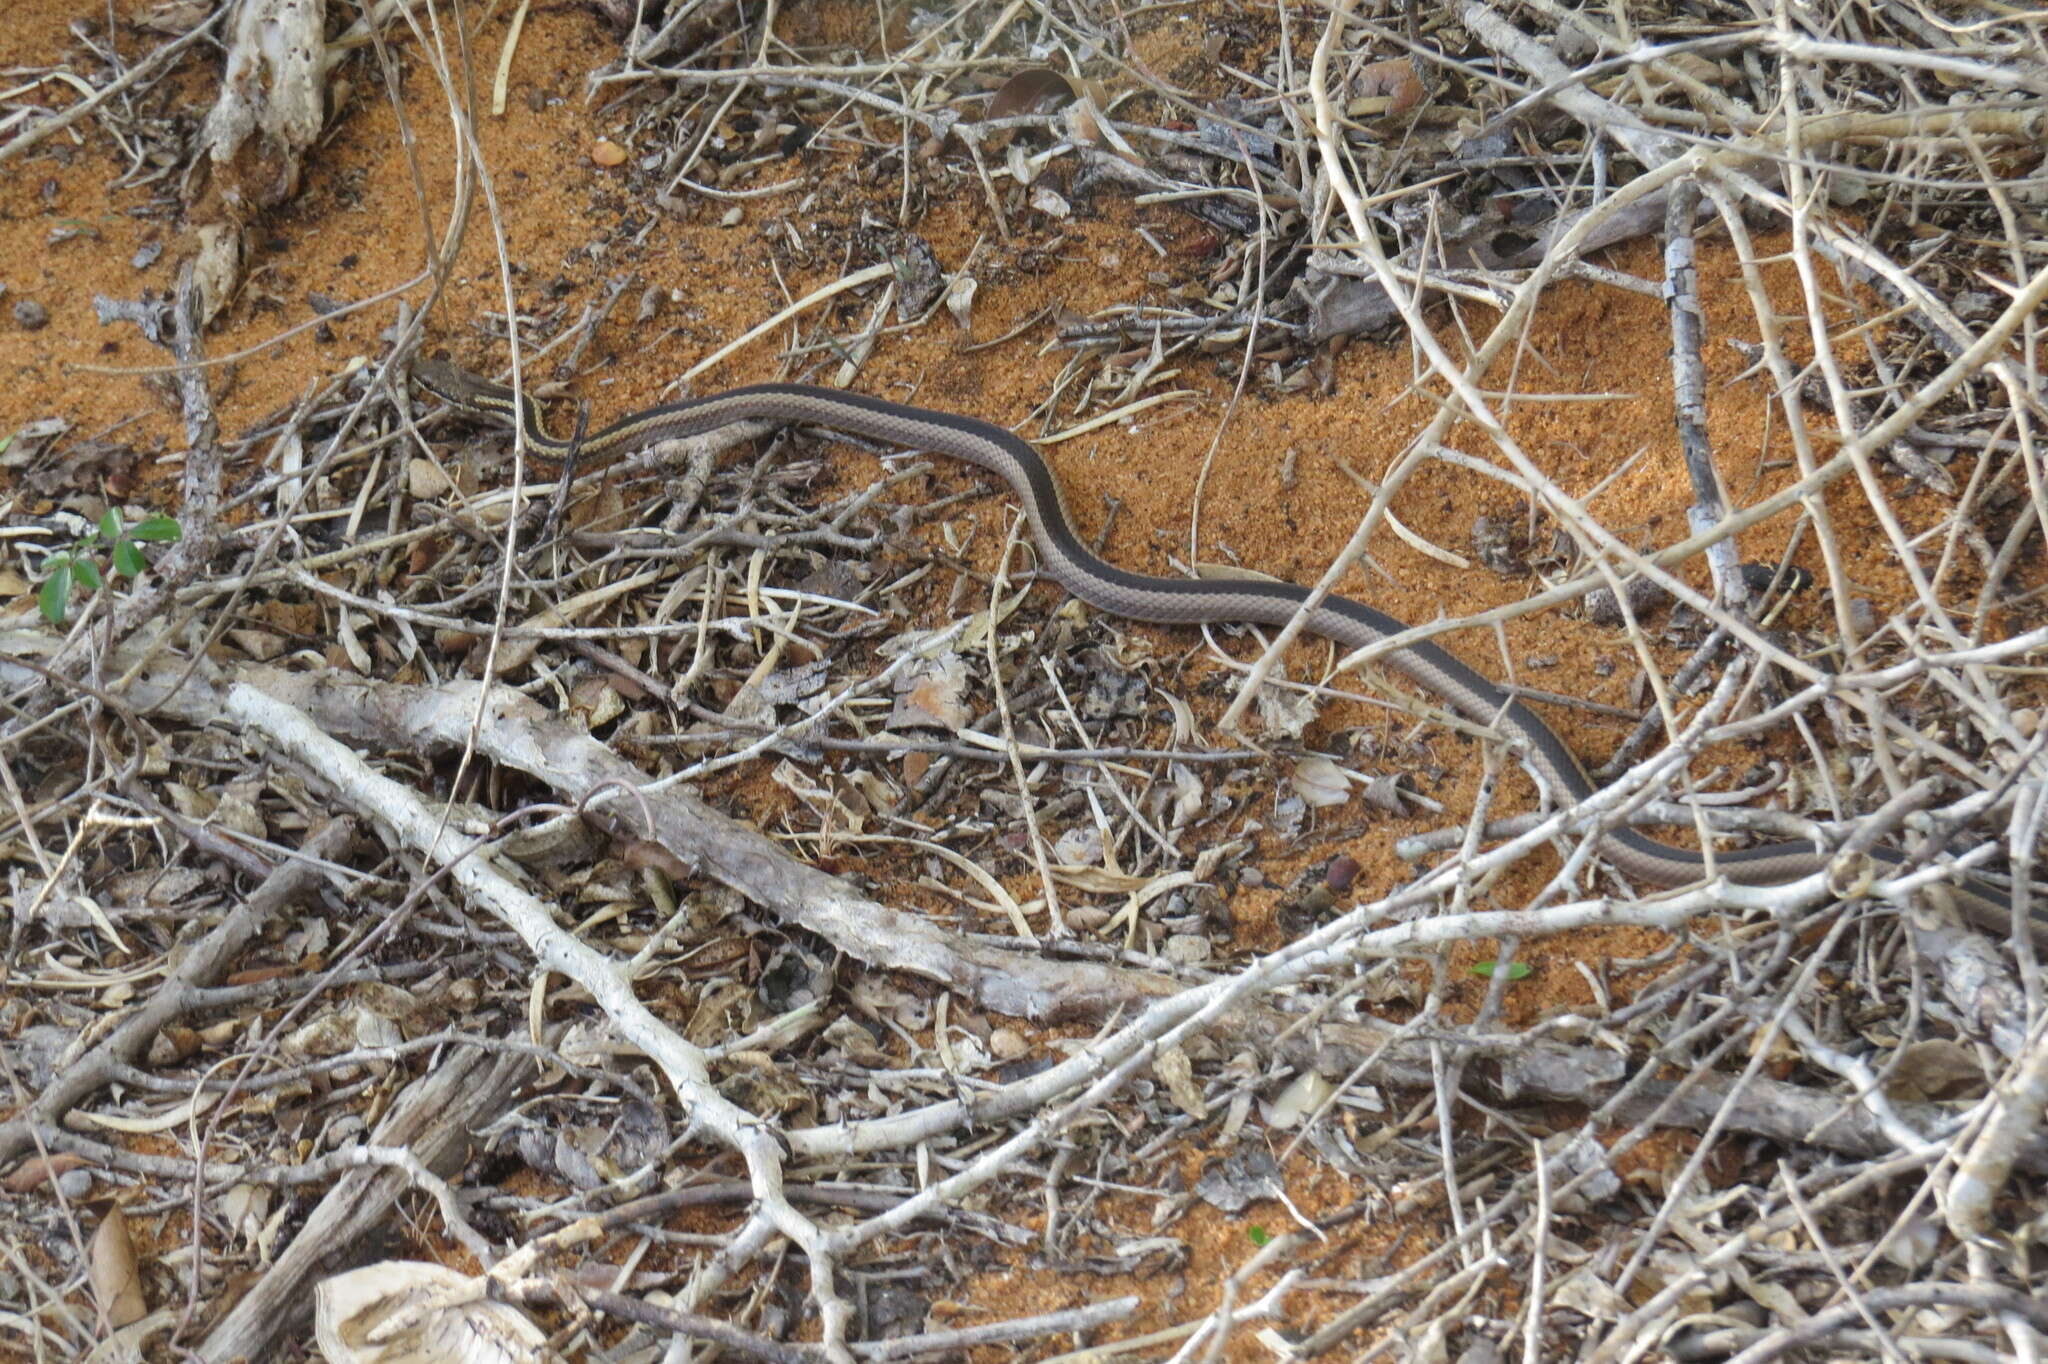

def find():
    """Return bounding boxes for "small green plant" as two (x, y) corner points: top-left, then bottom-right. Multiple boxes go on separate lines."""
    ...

(38, 509), (181, 625)
(1470, 960), (1533, 981)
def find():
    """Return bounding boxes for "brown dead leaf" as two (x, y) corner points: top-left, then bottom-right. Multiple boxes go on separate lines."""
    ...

(137, 0), (213, 33)
(889, 652), (972, 732)
(1348, 56), (1425, 119)
(879, 0), (914, 53)
(315, 1261), (557, 1364)
(1884, 1040), (1987, 1103)
(90, 1203), (149, 1328)
(1154, 1044), (1209, 1119)
(988, 68), (1076, 120)
(3, 1152), (91, 1192)
(619, 838), (692, 880)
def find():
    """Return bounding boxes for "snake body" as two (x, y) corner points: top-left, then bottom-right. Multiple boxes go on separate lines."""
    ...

(415, 360), (2029, 939)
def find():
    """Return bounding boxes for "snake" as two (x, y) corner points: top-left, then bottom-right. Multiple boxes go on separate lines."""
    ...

(413, 359), (2032, 942)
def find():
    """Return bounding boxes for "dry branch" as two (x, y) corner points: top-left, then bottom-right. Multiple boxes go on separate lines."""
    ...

(7, 634), (2039, 1180)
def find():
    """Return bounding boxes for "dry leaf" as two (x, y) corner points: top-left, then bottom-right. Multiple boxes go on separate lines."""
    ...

(1884, 1039), (1986, 1103)
(618, 838), (692, 879)
(493, 568), (661, 674)
(943, 273), (978, 334)
(568, 674), (626, 727)
(888, 652), (972, 732)
(408, 457), (453, 499)
(987, 68), (1076, 119)
(227, 628), (288, 661)
(219, 1183), (272, 1250)
(1291, 755), (1351, 808)
(1154, 1044), (1209, 1119)
(1005, 139), (1035, 187)
(315, 1260), (558, 1364)
(1255, 668), (1317, 739)
(80, 1089), (221, 1134)
(893, 233), (945, 319)
(1348, 56), (1425, 119)
(89, 1204), (149, 1328)
(283, 1005), (403, 1060)
(1029, 185), (1071, 218)
(137, 0), (214, 33)
(1052, 825), (1105, 867)
(1359, 773), (1413, 815)
(1167, 763), (1203, 829)
(1262, 1070), (1335, 1129)
(821, 1016), (892, 1067)
(3, 1153), (90, 1192)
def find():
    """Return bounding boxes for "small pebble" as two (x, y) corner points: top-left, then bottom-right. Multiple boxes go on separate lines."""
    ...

(1586, 576), (1670, 626)
(408, 457), (453, 499)
(1736, 561), (1812, 598)
(989, 1027), (1029, 1060)
(13, 299), (48, 330)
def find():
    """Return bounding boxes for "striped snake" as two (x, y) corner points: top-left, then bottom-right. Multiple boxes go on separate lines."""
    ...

(414, 360), (2032, 943)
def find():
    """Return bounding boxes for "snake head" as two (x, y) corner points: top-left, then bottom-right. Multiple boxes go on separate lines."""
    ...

(412, 358), (513, 409)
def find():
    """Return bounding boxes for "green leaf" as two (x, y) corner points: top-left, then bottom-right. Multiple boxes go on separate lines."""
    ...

(99, 508), (123, 543)
(1470, 960), (1533, 981)
(39, 563), (72, 623)
(1247, 1225), (1272, 1246)
(130, 515), (182, 543)
(112, 540), (146, 577)
(74, 559), (104, 592)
